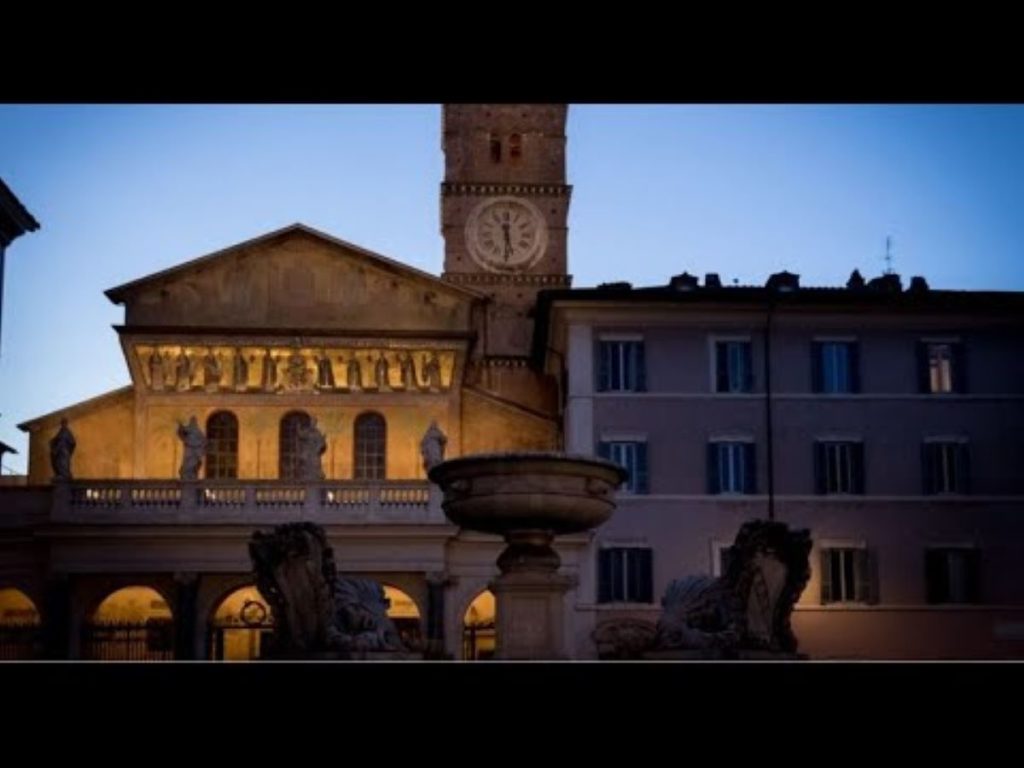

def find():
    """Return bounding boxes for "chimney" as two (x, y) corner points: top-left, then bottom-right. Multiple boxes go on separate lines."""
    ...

(867, 273), (902, 293)
(669, 272), (699, 291)
(908, 276), (930, 293)
(846, 269), (866, 290)
(704, 273), (722, 289)
(766, 271), (800, 292)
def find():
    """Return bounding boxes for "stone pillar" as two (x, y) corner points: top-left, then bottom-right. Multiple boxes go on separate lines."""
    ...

(425, 572), (450, 659)
(174, 572), (200, 660)
(42, 574), (72, 660)
(491, 530), (573, 660)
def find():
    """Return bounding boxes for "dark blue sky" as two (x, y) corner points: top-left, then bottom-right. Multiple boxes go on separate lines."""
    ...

(1, 104), (1022, 472)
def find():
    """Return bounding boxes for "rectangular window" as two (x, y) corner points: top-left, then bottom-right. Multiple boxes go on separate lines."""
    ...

(598, 547), (654, 604)
(820, 547), (873, 604)
(925, 548), (981, 604)
(597, 440), (648, 494)
(707, 441), (756, 494)
(917, 341), (967, 394)
(923, 441), (970, 494)
(597, 340), (646, 392)
(715, 341), (753, 393)
(813, 341), (859, 393)
(814, 441), (864, 494)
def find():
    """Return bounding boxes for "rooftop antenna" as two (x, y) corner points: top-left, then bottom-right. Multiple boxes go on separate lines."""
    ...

(883, 235), (894, 275)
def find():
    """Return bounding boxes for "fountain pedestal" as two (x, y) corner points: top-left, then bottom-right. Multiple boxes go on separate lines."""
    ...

(428, 453), (626, 660)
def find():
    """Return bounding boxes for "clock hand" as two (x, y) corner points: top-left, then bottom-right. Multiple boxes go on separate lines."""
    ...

(502, 222), (513, 261)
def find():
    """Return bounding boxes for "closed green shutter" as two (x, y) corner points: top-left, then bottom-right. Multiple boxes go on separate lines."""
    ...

(820, 549), (834, 603)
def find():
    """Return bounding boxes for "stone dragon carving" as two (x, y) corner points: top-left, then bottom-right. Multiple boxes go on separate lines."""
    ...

(249, 522), (409, 658)
(654, 520), (812, 656)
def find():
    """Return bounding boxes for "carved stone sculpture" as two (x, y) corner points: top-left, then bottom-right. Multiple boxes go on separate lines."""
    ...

(649, 519), (812, 657)
(175, 350), (192, 391)
(423, 352), (443, 391)
(261, 349), (277, 392)
(374, 353), (390, 391)
(286, 348), (310, 391)
(177, 416), (207, 481)
(399, 351), (417, 390)
(49, 418), (76, 481)
(419, 421), (447, 473)
(249, 522), (409, 658)
(232, 348), (249, 391)
(296, 417), (327, 481)
(346, 355), (362, 391)
(592, 619), (657, 660)
(202, 348), (222, 390)
(148, 350), (166, 391)
(316, 351), (335, 390)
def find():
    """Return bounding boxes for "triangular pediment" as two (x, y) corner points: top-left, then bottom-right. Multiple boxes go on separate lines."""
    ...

(106, 224), (481, 333)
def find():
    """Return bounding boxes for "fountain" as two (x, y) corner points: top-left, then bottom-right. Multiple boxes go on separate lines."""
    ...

(428, 452), (627, 660)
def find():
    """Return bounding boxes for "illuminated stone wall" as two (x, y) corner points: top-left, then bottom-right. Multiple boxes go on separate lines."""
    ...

(25, 389), (135, 484)
(461, 388), (558, 454)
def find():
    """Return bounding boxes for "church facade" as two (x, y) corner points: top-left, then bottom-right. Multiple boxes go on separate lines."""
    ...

(2, 104), (1023, 660)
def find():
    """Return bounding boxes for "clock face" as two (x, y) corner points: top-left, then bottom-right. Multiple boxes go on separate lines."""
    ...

(465, 196), (548, 273)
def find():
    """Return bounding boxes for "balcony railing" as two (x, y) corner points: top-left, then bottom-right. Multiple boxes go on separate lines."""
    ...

(53, 479), (444, 525)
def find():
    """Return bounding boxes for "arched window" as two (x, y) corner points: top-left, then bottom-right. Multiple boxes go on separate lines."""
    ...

(462, 589), (496, 660)
(279, 411), (311, 480)
(354, 412), (386, 480)
(509, 133), (522, 161)
(490, 134), (502, 163)
(209, 585), (274, 661)
(85, 586), (174, 661)
(205, 411), (238, 479)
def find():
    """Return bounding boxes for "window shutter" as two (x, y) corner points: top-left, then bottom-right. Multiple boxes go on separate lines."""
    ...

(852, 442), (865, 495)
(849, 342), (861, 394)
(811, 341), (823, 393)
(707, 442), (720, 494)
(742, 343), (754, 392)
(953, 342), (968, 394)
(633, 342), (647, 392)
(597, 549), (613, 603)
(715, 342), (728, 392)
(916, 342), (931, 393)
(596, 341), (609, 392)
(925, 549), (946, 604)
(630, 549), (654, 603)
(922, 443), (935, 494)
(610, 549), (625, 602)
(820, 549), (834, 603)
(965, 549), (981, 603)
(743, 442), (757, 494)
(634, 442), (649, 495)
(855, 548), (876, 604)
(813, 442), (825, 495)
(957, 443), (971, 494)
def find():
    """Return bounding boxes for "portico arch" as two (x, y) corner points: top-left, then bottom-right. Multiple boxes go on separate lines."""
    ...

(84, 585), (174, 661)
(0, 588), (41, 660)
(208, 585), (274, 661)
(462, 589), (496, 660)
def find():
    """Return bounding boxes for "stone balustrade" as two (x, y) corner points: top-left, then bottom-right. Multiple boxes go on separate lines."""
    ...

(50, 479), (444, 525)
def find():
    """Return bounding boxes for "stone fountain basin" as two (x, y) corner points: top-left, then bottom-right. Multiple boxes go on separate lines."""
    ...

(427, 452), (628, 537)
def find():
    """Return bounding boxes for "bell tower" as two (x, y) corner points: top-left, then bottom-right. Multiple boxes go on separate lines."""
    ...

(441, 104), (572, 357)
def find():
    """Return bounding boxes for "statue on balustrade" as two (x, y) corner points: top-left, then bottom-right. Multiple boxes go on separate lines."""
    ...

(316, 350), (335, 390)
(422, 351), (443, 391)
(50, 418), (76, 481)
(177, 416), (207, 481)
(249, 522), (410, 658)
(202, 348), (223, 390)
(420, 421), (447, 473)
(296, 417), (327, 481)
(374, 353), (390, 391)
(232, 348), (250, 391)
